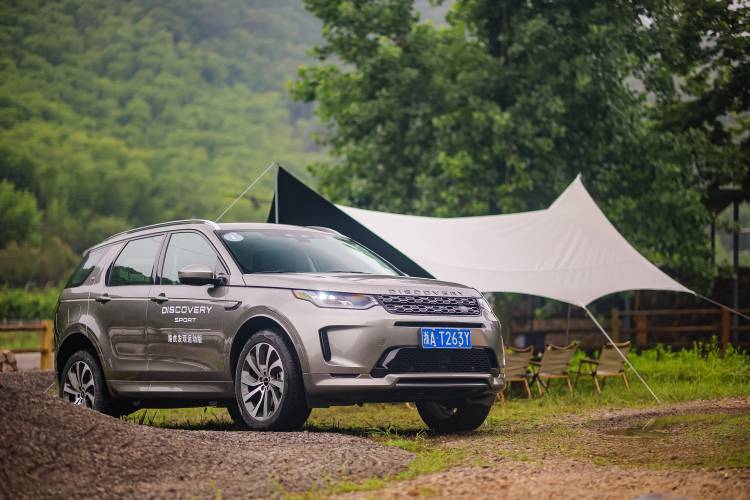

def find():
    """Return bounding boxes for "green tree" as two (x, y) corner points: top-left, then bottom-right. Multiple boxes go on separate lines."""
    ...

(293, 0), (748, 282)
(0, 0), (330, 284)
(645, 0), (749, 192)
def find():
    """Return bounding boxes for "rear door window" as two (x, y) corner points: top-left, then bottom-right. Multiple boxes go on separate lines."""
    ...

(108, 236), (164, 286)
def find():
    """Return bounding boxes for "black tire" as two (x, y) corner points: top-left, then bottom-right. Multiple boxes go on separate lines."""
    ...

(416, 400), (492, 433)
(232, 329), (311, 431)
(225, 399), (247, 429)
(59, 349), (119, 416)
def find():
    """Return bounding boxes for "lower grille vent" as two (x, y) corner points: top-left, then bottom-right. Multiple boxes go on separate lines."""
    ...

(371, 347), (496, 377)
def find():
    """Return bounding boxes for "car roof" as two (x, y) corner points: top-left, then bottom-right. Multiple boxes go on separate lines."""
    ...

(87, 220), (334, 253)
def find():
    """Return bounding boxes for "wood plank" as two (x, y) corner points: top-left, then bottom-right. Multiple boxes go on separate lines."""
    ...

(0, 323), (45, 331)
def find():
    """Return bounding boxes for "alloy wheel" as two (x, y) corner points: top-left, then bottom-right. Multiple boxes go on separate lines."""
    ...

(240, 342), (284, 421)
(62, 361), (95, 408)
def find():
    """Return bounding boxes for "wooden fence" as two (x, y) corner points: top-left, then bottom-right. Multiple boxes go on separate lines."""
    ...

(510, 308), (749, 352)
(612, 308), (749, 352)
(0, 320), (54, 369)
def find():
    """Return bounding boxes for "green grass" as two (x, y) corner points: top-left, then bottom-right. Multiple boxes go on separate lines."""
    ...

(0, 331), (41, 351)
(120, 342), (750, 496)
(124, 341), (750, 434)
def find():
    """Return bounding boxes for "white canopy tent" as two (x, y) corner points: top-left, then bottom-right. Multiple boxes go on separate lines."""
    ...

(338, 175), (691, 307)
(336, 175), (701, 403)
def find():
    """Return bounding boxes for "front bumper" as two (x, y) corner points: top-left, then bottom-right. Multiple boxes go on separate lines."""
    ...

(307, 372), (504, 406)
(287, 299), (505, 406)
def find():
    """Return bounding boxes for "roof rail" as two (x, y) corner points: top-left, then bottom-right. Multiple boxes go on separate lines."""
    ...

(307, 226), (344, 236)
(102, 219), (220, 243)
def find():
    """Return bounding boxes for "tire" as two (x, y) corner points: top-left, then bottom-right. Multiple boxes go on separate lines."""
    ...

(226, 399), (246, 429)
(59, 349), (118, 416)
(232, 329), (311, 431)
(416, 400), (492, 434)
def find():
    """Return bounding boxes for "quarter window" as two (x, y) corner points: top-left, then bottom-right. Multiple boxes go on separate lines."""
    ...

(108, 236), (163, 286)
(161, 232), (223, 285)
(66, 248), (106, 288)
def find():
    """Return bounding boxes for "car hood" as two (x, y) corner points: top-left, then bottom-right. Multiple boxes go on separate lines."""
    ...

(240, 273), (481, 297)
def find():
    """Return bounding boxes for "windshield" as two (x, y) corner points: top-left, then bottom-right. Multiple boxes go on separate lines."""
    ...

(217, 229), (403, 275)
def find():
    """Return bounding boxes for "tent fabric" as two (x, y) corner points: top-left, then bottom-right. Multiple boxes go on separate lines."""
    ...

(337, 175), (691, 306)
(267, 167), (434, 278)
(270, 166), (691, 306)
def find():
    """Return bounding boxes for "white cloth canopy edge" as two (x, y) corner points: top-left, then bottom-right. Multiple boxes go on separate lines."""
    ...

(337, 174), (693, 306)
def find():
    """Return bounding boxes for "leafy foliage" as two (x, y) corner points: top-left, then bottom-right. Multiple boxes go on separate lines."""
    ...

(0, 287), (60, 320)
(293, 0), (749, 284)
(0, 0), (327, 286)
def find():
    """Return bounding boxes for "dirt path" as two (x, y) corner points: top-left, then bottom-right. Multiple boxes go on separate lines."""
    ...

(342, 460), (748, 499)
(0, 372), (412, 499)
(342, 398), (750, 499)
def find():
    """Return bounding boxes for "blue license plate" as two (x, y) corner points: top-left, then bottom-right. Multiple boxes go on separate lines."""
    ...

(420, 327), (472, 349)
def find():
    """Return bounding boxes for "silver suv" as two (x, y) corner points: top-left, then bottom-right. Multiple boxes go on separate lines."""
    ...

(55, 220), (504, 432)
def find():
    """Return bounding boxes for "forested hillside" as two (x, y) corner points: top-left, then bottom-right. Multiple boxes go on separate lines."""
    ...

(0, 0), (328, 285)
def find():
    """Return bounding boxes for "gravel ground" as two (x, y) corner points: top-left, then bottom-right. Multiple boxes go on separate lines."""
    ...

(0, 371), (413, 499)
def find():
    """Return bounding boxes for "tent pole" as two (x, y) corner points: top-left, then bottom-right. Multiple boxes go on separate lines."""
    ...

(581, 304), (662, 404)
(732, 200), (740, 344)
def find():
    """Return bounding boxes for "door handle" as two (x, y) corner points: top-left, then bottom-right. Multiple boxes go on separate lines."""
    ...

(150, 293), (169, 304)
(95, 293), (111, 304)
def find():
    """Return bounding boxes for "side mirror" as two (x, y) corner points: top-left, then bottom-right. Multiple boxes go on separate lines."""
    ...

(178, 264), (224, 286)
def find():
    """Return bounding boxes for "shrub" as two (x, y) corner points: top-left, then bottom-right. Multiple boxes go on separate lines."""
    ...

(0, 288), (60, 320)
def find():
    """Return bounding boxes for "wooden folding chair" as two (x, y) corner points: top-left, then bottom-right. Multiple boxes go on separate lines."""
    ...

(498, 346), (534, 401)
(530, 342), (578, 395)
(574, 341), (631, 394)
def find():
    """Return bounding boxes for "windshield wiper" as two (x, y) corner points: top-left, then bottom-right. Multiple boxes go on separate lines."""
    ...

(249, 270), (295, 274)
(323, 270), (369, 274)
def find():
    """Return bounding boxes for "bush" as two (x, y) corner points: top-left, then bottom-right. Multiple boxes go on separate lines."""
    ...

(0, 288), (60, 320)
(0, 238), (78, 288)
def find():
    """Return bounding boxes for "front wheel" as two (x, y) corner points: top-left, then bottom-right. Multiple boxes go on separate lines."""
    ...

(231, 330), (310, 431)
(416, 400), (492, 433)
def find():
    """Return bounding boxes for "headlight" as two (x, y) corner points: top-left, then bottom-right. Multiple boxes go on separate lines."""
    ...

(293, 290), (378, 310)
(477, 296), (494, 314)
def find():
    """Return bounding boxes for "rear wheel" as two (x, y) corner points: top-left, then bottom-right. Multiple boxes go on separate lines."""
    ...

(231, 329), (310, 431)
(59, 349), (118, 415)
(416, 400), (492, 433)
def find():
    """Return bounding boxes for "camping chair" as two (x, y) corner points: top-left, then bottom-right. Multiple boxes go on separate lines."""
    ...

(574, 341), (631, 394)
(529, 342), (578, 395)
(498, 346), (534, 401)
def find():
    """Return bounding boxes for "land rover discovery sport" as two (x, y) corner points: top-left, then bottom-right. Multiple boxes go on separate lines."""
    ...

(55, 220), (504, 432)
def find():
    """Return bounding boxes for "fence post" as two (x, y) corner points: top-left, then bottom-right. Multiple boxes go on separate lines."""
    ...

(635, 313), (648, 348)
(721, 308), (731, 354)
(40, 320), (53, 370)
(610, 308), (620, 343)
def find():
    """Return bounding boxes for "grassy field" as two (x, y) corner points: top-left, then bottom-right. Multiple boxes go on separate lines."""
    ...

(125, 342), (750, 431)
(118, 342), (750, 497)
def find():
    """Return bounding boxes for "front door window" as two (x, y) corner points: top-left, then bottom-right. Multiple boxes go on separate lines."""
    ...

(160, 232), (224, 284)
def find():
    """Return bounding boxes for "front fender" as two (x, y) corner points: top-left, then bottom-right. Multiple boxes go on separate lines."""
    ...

(226, 305), (310, 375)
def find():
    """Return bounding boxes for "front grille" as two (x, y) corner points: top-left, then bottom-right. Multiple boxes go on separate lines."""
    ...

(377, 294), (481, 316)
(371, 347), (496, 377)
